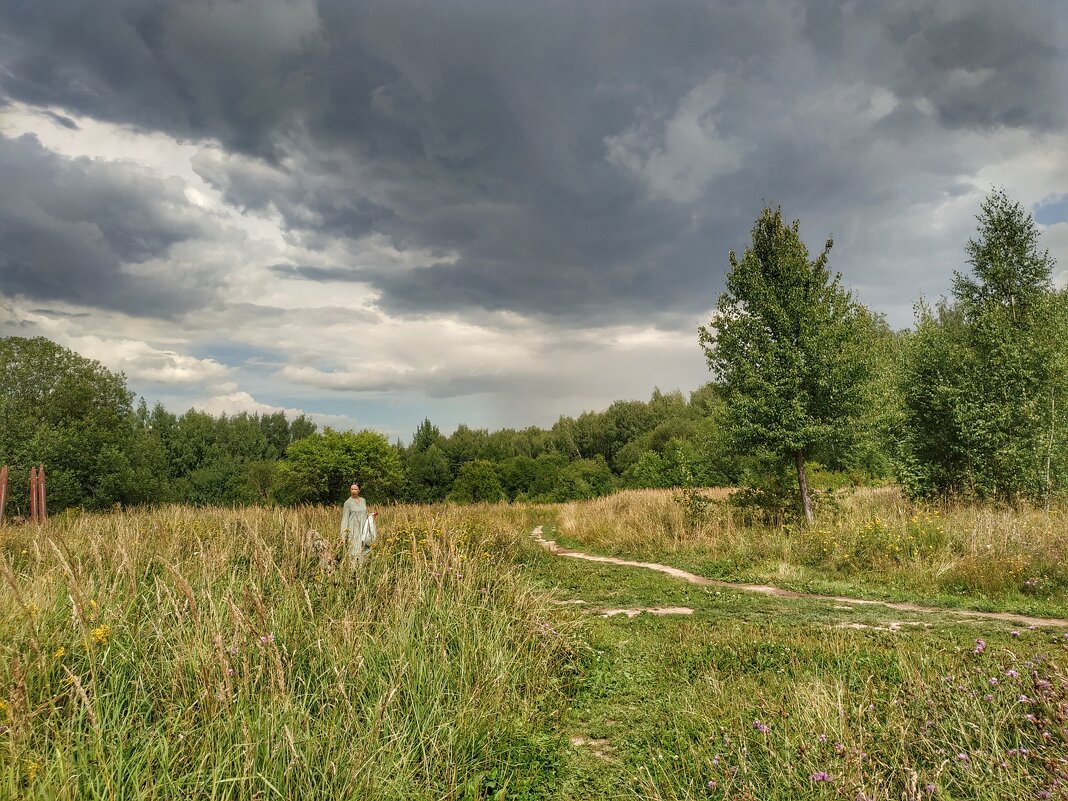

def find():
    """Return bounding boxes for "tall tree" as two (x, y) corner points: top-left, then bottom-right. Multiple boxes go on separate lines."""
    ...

(700, 208), (873, 523)
(0, 336), (159, 511)
(901, 190), (1066, 501)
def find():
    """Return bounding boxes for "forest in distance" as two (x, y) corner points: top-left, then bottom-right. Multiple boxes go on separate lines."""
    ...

(1, 189), (1064, 518)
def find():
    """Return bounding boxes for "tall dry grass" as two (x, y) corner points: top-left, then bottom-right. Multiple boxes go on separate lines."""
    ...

(0, 503), (579, 799)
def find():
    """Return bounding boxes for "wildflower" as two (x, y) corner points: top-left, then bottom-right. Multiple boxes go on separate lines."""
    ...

(1036, 679), (1052, 691)
(974, 639), (986, 655)
(0, 699), (7, 713)
(809, 771), (831, 782)
(712, 754), (720, 766)
(53, 646), (65, 659)
(1042, 731), (1052, 740)
(707, 780), (717, 790)
(925, 785), (936, 795)
(1026, 713), (1037, 723)
(984, 694), (994, 701)
(91, 624), (111, 646)
(1007, 670), (1020, 679)
(752, 719), (769, 734)
(989, 677), (999, 686)
(1028, 625), (1037, 631)
(1020, 695), (1031, 703)
(956, 753), (969, 762)
(1012, 630), (1021, 638)
(818, 733), (828, 743)
(26, 761), (41, 781)
(259, 633), (275, 645)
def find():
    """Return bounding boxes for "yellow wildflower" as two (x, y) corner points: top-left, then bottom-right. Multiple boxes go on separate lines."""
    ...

(26, 761), (41, 781)
(91, 624), (111, 646)
(53, 646), (65, 659)
(0, 699), (7, 713)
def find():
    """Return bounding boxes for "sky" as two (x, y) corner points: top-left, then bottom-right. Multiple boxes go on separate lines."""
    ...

(1, 0), (1066, 442)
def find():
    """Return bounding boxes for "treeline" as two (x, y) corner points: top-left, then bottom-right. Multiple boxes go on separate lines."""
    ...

(0, 336), (764, 512)
(1, 190), (1062, 516)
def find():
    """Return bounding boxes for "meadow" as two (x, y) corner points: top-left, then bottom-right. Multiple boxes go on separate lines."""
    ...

(2, 489), (1067, 800)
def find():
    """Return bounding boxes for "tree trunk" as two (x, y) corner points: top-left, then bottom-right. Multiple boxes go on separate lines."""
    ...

(794, 451), (814, 525)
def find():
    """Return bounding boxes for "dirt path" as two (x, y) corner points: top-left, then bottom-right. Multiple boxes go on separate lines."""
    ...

(531, 526), (1068, 629)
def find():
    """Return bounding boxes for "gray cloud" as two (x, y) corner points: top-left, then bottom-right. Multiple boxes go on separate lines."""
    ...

(1, 0), (1065, 329)
(0, 133), (222, 316)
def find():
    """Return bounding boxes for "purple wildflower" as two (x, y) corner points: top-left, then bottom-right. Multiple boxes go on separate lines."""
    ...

(1011, 630), (1021, 638)
(974, 639), (986, 654)
(818, 734), (828, 743)
(752, 719), (770, 734)
(707, 780), (717, 790)
(1007, 670), (1020, 679)
(989, 677), (999, 686)
(809, 771), (831, 782)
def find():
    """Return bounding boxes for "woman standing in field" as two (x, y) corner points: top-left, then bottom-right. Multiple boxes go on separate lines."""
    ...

(340, 482), (377, 565)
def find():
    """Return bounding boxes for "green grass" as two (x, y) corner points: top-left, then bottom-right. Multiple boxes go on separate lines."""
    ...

(3, 496), (1067, 799)
(524, 522), (1068, 800)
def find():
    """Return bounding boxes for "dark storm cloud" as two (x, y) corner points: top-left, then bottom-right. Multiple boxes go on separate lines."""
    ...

(1, 0), (1065, 323)
(0, 133), (220, 316)
(801, 0), (1066, 131)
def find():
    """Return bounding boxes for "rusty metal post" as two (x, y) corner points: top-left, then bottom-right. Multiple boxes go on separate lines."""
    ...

(29, 465), (39, 524)
(38, 465), (47, 525)
(0, 466), (8, 525)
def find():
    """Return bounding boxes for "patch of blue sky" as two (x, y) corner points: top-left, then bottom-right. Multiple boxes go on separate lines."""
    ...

(193, 342), (287, 368)
(1034, 194), (1068, 226)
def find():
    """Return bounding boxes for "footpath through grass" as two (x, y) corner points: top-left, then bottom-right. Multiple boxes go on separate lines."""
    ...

(550, 488), (1068, 620)
(527, 521), (1068, 800)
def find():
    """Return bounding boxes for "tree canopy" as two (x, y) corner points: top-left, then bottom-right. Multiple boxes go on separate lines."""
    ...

(700, 207), (875, 522)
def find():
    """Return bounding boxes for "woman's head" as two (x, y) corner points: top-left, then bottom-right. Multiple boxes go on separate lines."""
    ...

(350, 483), (361, 497)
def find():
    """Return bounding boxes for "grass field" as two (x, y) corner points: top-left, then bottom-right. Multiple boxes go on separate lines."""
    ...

(2, 490), (1067, 799)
